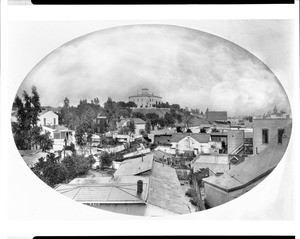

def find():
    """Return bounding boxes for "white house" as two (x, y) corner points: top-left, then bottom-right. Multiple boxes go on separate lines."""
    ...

(170, 133), (211, 156)
(37, 110), (59, 127)
(129, 88), (162, 108)
(42, 125), (75, 151)
(118, 118), (146, 135)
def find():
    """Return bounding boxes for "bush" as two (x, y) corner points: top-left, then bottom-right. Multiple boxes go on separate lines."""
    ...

(100, 151), (113, 169)
(61, 155), (90, 178)
(32, 154), (67, 187)
(189, 197), (198, 206)
(185, 188), (197, 198)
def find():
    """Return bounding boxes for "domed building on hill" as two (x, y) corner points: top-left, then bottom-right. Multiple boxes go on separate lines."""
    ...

(129, 88), (162, 108)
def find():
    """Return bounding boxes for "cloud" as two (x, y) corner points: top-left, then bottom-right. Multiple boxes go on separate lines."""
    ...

(18, 24), (290, 116)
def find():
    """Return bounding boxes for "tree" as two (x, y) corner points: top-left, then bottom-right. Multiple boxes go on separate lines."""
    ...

(64, 97), (70, 108)
(87, 155), (96, 168)
(117, 101), (127, 108)
(75, 121), (93, 153)
(61, 155), (77, 179)
(36, 131), (53, 151)
(30, 86), (42, 126)
(200, 128), (206, 133)
(132, 112), (147, 121)
(94, 98), (100, 105)
(164, 112), (175, 126)
(171, 104), (180, 110)
(176, 126), (183, 133)
(61, 154), (90, 178)
(273, 105), (278, 114)
(145, 120), (151, 134)
(32, 153), (67, 187)
(128, 120), (136, 134)
(126, 101), (137, 108)
(157, 117), (166, 128)
(145, 113), (159, 130)
(205, 108), (209, 115)
(100, 151), (113, 169)
(13, 86), (44, 150)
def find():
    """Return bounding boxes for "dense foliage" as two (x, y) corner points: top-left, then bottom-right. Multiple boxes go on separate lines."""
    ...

(12, 86), (53, 150)
(32, 153), (92, 188)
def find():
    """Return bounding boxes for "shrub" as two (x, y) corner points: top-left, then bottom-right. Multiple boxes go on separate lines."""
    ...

(189, 197), (198, 206)
(185, 188), (197, 198)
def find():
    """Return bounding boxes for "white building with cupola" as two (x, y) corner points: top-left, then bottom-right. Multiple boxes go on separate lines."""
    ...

(129, 88), (162, 108)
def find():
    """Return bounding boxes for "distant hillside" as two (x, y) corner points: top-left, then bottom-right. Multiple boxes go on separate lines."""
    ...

(132, 108), (171, 118)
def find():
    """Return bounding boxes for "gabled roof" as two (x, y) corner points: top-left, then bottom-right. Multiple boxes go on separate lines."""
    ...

(170, 133), (210, 143)
(207, 111), (228, 122)
(153, 150), (173, 162)
(39, 109), (57, 116)
(131, 118), (146, 124)
(55, 176), (149, 204)
(150, 129), (176, 135)
(148, 161), (191, 214)
(203, 122), (292, 191)
(188, 116), (210, 127)
(114, 153), (153, 176)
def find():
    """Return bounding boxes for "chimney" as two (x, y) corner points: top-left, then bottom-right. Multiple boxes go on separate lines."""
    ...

(137, 180), (143, 194)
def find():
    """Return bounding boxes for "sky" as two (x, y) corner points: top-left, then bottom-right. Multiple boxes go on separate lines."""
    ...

(17, 23), (292, 116)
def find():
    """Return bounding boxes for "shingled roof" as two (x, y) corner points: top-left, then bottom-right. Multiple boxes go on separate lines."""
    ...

(147, 161), (191, 214)
(114, 153), (153, 176)
(170, 133), (210, 143)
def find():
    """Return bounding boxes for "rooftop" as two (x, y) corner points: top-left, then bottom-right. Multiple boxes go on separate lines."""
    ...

(203, 122), (292, 191)
(56, 153), (191, 215)
(188, 116), (210, 127)
(129, 93), (162, 98)
(39, 109), (58, 116)
(148, 161), (191, 214)
(114, 153), (154, 176)
(170, 133), (210, 143)
(153, 150), (173, 162)
(43, 125), (74, 132)
(150, 129), (176, 135)
(56, 176), (149, 204)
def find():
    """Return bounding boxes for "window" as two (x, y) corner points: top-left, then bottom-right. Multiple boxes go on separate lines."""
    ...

(54, 118), (56, 125)
(44, 118), (46, 125)
(278, 129), (284, 144)
(54, 132), (60, 139)
(262, 129), (269, 144)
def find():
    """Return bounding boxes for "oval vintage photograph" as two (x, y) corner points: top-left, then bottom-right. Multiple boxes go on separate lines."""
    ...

(11, 24), (292, 216)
